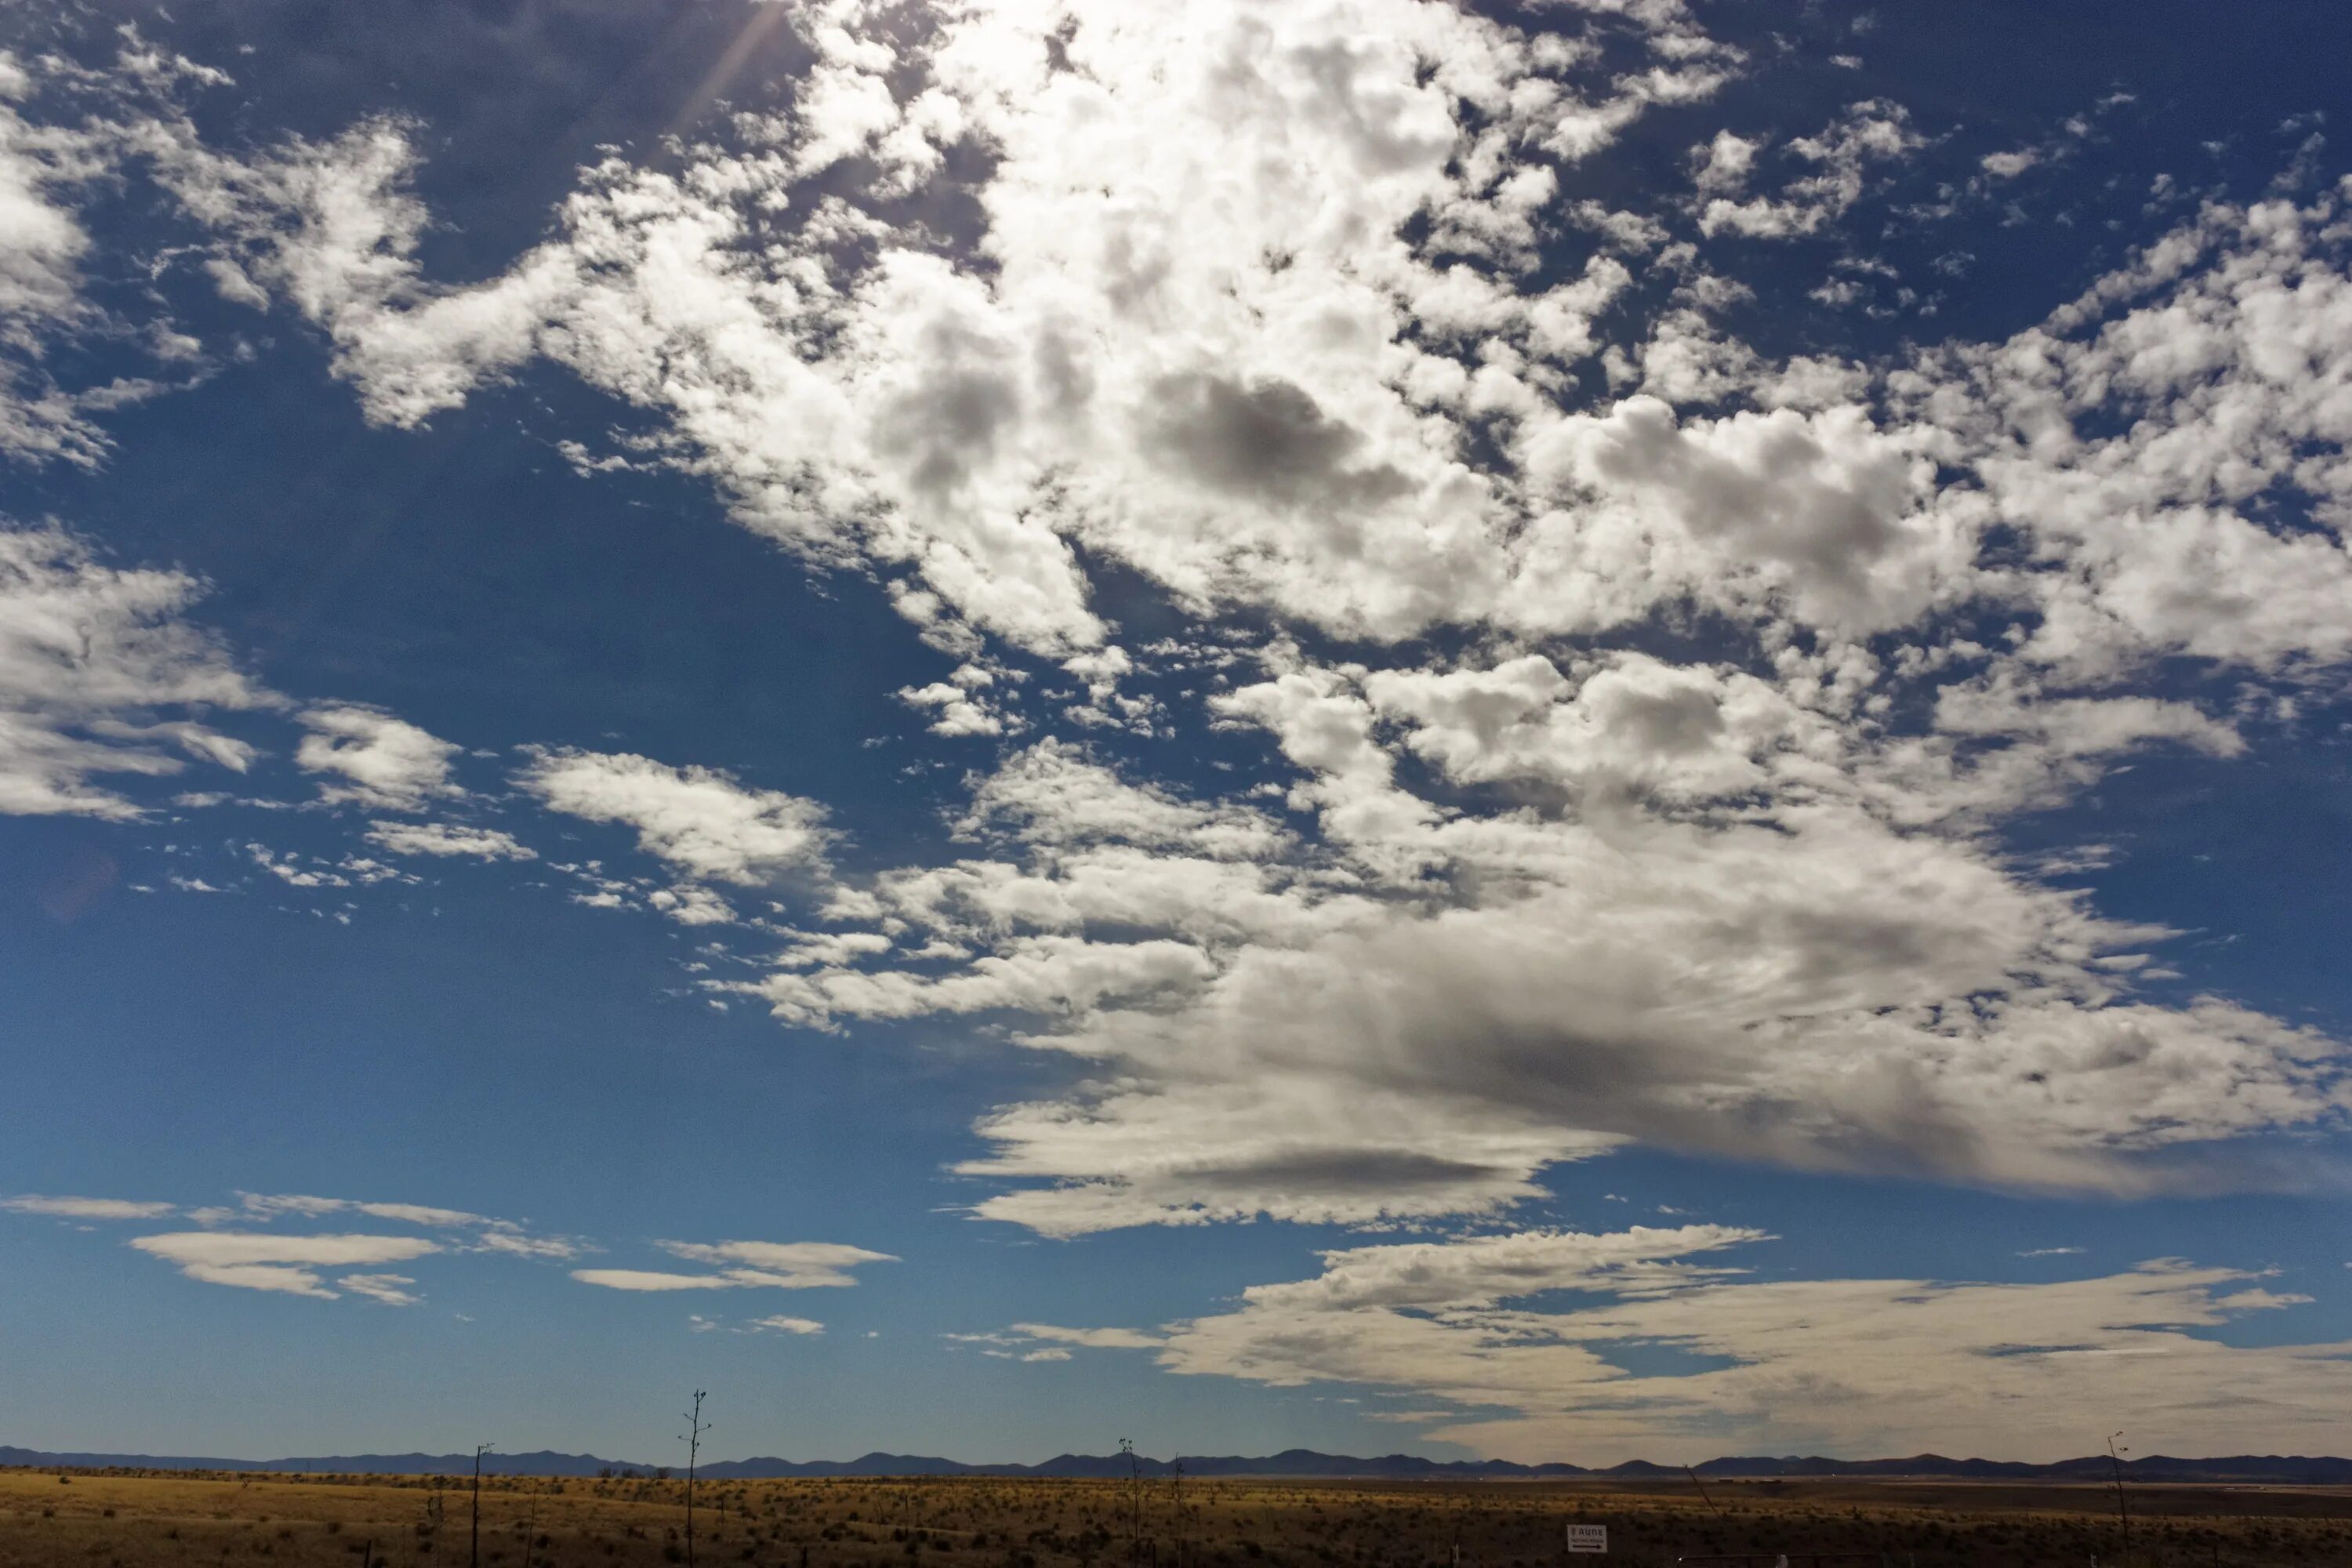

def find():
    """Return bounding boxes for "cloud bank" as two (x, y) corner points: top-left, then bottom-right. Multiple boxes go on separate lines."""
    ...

(5, 5), (2350, 1253)
(1010, 1226), (2352, 1462)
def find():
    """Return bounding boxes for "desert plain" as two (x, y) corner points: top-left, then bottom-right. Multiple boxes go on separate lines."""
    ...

(8, 1467), (2352, 1568)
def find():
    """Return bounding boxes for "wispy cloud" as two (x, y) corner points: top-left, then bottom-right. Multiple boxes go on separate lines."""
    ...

(239, 1192), (485, 1226)
(2, 1194), (176, 1220)
(1024, 1226), (2352, 1461)
(7, 1188), (592, 1302)
(572, 1240), (895, 1294)
(0, 527), (274, 820)
(339, 1273), (423, 1307)
(365, 819), (535, 862)
(129, 1232), (442, 1300)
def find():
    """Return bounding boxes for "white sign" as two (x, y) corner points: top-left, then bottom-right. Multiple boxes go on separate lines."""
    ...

(1564, 1524), (1607, 1555)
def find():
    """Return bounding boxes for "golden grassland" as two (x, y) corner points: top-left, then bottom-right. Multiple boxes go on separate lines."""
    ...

(6, 1467), (2351, 1568)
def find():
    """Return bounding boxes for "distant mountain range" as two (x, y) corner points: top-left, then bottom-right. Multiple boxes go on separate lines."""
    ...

(5, 1445), (2350, 1484)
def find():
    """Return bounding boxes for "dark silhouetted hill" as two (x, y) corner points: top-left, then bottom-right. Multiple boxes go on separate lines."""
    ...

(7, 1445), (2350, 1484)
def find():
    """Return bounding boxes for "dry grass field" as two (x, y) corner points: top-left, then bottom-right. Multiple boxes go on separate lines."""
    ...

(6, 1467), (2350, 1568)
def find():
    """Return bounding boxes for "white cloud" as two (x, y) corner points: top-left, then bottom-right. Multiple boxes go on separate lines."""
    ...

(646, 883), (738, 927)
(716, 678), (2343, 1235)
(177, 1263), (344, 1298)
(1047, 1226), (2352, 1461)
(1697, 101), (1922, 239)
(746, 1315), (826, 1336)
(225, 1193), (583, 1263)
(68, 1193), (586, 1300)
(608, 161), (2347, 1236)
(238, 1192), (485, 1226)
(470, 1228), (585, 1261)
(2, 1194), (176, 1220)
(15, 5), (2351, 1254)
(148, 0), (1744, 656)
(1906, 189), (2352, 681)
(365, 819), (536, 861)
(130, 1231), (442, 1299)
(573, 1240), (895, 1292)
(1690, 129), (1759, 192)
(1190, 1225), (1766, 1313)
(655, 1239), (897, 1286)
(572, 1269), (749, 1293)
(357, 1203), (478, 1226)
(247, 842), (350, 888)
(0, 40), (236, 465)
(1512, 395), (1970, 638)
(296, 706), (460, 811)
(0, 525), (273, 818)
(339, 1272), (421, 1306)
(1007, 1323), (1167, 1350)
(957, 739), (1287, 861)
(899, 677), (1011, 737)
(517, 749), (830, 886)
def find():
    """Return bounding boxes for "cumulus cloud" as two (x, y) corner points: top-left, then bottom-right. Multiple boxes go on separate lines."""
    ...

(1906, 188), (2352, 681)
(1690, 129), (1760, 193)
(16, 2), (2352, 1252)
(115, 0), (1744, 656)
(1511, 395), (1963, 638)
(1040, 1226), (2352, 1461)
(17, 7), (2347, 691)
(898, 678), (1010, 738)
(721, 677), (2341, 1233)
(296, 706), (460, 811)
(1696, 101), (1922, 239)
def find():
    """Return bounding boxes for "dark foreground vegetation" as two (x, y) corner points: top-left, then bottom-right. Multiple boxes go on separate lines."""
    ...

(7, 1468), (2350, 1568)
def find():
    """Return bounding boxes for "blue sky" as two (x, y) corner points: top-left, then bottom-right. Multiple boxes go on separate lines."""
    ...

(2, 0), (2350, 1467)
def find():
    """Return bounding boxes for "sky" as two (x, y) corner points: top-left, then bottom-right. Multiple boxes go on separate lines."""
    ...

(2, 0), (2350, 1469)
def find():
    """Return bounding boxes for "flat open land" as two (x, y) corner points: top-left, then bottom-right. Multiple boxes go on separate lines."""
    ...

(7, 1468), (2351, 1568)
